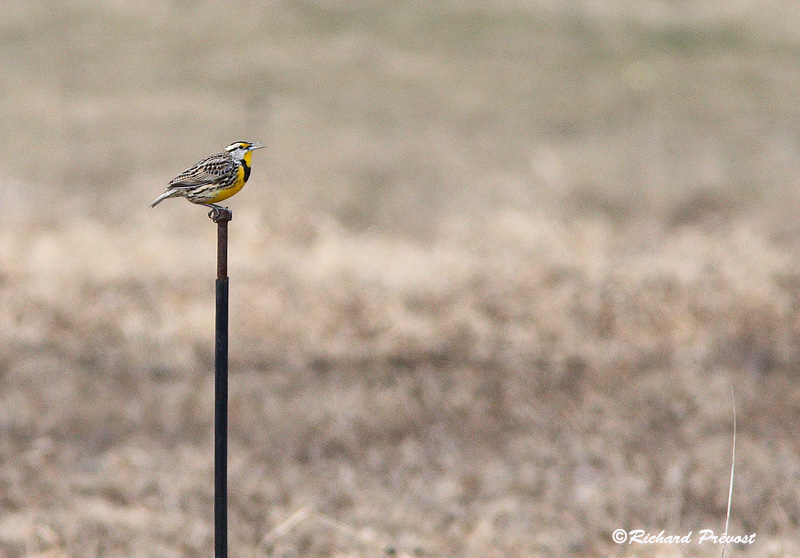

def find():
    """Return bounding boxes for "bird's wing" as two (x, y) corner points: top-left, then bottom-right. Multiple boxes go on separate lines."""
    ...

(167, 153), (235, 189)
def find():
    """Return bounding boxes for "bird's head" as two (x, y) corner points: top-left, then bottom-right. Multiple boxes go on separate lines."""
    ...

(225, 141), (265, 161)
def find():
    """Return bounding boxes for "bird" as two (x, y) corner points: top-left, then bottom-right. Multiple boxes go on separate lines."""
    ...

(149, 141), (265, 212)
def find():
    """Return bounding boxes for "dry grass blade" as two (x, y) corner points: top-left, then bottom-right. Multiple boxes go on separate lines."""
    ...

(259, 507), (312, 552)
(721, 386), (737, 558)
(259, 507), (413, 557)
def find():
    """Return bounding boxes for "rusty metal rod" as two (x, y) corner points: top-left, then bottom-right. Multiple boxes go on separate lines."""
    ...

(210, 207), (232, 558)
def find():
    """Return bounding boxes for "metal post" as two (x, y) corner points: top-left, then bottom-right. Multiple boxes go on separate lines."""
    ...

(210, 206), (232, 558)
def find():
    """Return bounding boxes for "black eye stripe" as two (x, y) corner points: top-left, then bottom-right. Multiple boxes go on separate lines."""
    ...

(226, 142), (250, 152)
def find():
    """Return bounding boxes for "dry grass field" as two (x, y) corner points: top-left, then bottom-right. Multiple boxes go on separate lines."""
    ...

(3, 1), (800, 556)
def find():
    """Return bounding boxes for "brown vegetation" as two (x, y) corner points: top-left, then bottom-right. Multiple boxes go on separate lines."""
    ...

(2, 2), (800, 556)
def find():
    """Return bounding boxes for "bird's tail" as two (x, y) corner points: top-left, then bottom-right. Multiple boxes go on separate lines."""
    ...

(149, 190), (178, 208)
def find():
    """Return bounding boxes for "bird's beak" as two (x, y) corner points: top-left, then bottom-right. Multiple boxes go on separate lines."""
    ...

(249, 143), (265, 150)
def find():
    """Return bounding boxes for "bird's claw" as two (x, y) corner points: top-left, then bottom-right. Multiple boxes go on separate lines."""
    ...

(206, 205), (232, 223)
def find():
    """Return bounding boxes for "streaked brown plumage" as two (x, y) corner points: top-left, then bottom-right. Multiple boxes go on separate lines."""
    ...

(149, 141), (265, 211)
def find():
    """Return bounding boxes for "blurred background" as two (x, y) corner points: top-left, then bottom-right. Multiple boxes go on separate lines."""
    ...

(2, 1), (800, 556)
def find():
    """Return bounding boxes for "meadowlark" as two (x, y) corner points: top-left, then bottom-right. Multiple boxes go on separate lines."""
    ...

(149, 141), (265, 211)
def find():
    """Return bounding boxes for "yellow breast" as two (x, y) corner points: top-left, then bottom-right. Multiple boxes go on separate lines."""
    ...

(206, 164), (247, 203)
